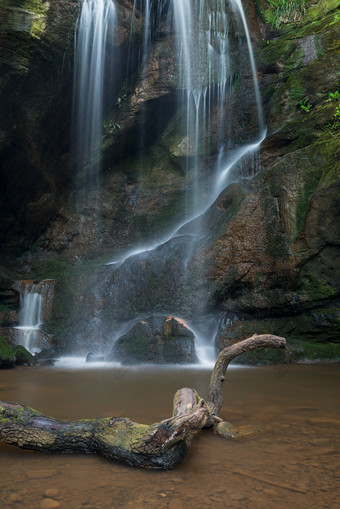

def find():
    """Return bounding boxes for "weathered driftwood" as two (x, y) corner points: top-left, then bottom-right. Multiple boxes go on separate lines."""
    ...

(0, 334), (286, 469)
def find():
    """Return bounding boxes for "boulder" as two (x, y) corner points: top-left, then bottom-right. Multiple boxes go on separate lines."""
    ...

(108, 315), (198, 364)
(14, 345), (37, 366)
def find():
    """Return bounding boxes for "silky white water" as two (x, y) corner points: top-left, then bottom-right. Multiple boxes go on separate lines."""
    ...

(70, 0), (265, 367)
(73, 0), (116, 192)
(16, 284), (44, 353)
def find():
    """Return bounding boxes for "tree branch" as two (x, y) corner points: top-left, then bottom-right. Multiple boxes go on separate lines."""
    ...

(0, 388), (210, 470)
(207, 334), (286, 416)
(0, 334), (286, 469)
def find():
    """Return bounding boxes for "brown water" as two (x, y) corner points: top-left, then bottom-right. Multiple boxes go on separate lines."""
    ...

(0, 364), (339, 509)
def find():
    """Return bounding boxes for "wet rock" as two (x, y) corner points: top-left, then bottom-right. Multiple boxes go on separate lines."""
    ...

(14, 345), (37, 366)
(37, 359), (56, 366)
(0, 335), (15, 369)
(108, 315), (197, 364)
(36, 348), (58, 361)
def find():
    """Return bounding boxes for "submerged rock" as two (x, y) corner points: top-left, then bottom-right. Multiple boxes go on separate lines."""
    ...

(108, 315), (198, 364)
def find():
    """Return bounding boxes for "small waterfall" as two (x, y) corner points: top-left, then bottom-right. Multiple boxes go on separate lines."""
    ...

(20, 289), (43, 329)
(15, 281), (53, 354)
(73, 0), (116, 195)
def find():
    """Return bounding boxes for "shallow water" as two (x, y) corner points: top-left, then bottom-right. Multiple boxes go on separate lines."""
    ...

(0, 364), (339, 508)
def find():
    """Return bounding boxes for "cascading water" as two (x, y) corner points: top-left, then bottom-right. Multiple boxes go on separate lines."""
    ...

(172, 0), (230, 221)
(15, 282), (51, 354)
(73, 0), (116, 196)
(67, 0), (265, 367)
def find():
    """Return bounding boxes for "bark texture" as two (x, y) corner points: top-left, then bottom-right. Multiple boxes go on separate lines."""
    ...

(0, 335), (286, 469)
(208, 334), (286, 416)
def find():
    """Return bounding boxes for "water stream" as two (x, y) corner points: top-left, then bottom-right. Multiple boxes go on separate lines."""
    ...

(15, 282), (49, 354)
(73, 0), (116, 195)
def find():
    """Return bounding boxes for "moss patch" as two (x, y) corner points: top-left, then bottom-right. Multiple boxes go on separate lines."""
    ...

(14, 345), (36, 366)
(0, 335), (15, 369)
(307, 0), (340, 21)
(288, 339), (340, 361)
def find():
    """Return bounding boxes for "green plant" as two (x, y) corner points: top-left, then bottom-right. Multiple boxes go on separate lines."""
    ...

(298, 97), (312, 113)
(335, 105), (340, 120)
(115, 79), (128, 109)
(115, 95), (126, 109)
(265, 0), (307, 28)
(327, 90), (340, 102)
(329, 13), (340, 26)
(104, 122), (120, 133)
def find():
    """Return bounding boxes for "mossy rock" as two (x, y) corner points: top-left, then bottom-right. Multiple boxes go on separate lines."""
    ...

(14, 345), (37, 366)
(0, 335), (15, 369)
(307, 0), (340, 22)
(235, 346), (288, 365)
(287, 339), (340, 362)
(109, 316), (197, 364)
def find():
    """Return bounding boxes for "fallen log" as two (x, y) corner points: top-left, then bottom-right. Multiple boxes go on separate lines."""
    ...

(0, 334), (286, 469)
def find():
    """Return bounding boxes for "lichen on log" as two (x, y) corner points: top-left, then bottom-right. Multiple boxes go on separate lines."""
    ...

(0, 334), (286, 469)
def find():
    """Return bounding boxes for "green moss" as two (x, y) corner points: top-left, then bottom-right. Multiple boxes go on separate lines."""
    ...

(14, 345), (36, 366)
(314, 34), (324, 57)
(237, 346), (288, 365)
(307, 0), (340, 22)
(31, 259), (69, 280)
(289, 76), (305, 102)
(320, 137), (340, 185)
(295, 163), (323, 234)
(0, 335), (15, 369)
(123, 335), (149, 361)
(288, 340), (340, 361)
(284, 47), (304, 77)
(302, 272), (336, 300)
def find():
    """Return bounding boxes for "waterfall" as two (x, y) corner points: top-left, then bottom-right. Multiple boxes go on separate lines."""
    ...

(230, 0), (264, 131)
(73, 0), (116, 195)
(15, 282), (52, 354)
(172, 0), (230, 221)
(67, 0), (265, 367)
(107, 0), (264, 261)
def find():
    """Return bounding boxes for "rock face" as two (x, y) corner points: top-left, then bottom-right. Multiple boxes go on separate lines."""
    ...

(0, 1), (339, 362)
(109, 316), (197, 364)
(210, 1), (340, 357)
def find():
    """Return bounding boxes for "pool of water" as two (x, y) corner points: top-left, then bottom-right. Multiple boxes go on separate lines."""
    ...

(0, 364), (339, 508)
